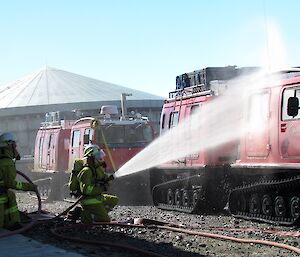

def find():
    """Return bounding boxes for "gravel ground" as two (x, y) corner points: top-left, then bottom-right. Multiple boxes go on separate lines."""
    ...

(16, 192), (300, 257)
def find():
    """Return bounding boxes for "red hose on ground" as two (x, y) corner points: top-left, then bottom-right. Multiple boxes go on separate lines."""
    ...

(157, 225), (300, 255)
(150, 221), (300, 237)
(157, 220), (300, 237)
(210, 227), (300, 237)
(0, 170), (42, 239)
(51, 220), (300, 256)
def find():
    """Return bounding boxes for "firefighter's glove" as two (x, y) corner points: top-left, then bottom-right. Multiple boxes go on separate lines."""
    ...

(107, 174), (115, 181)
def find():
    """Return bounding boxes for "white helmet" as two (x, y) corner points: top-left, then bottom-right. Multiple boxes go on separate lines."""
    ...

(83, 144), (105, 160)
(0, 132), (17, 147)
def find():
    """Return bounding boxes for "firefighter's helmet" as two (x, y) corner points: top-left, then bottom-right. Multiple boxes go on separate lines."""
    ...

(84, 144), (105, 160)
(0, 132), (17, 147)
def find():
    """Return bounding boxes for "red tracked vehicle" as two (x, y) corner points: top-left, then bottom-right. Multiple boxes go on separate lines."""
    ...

(32, 95), (155, 202)
(151, 67), (300, 226)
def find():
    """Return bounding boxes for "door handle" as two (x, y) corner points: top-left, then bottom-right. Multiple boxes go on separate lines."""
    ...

(280, 123), (287, 132)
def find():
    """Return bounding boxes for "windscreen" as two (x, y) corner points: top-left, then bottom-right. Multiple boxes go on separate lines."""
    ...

(96, 124), (153, 145)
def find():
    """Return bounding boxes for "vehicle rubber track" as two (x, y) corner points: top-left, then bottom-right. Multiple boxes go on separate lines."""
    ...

(229, 176), (300, 226)
(152, 175), (209, 214)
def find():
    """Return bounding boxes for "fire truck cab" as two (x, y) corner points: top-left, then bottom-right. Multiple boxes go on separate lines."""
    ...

(33, 112), (74, 173)
(69, 105), (154, 173)
(236, 71), (300, 166)
(32, 102), (155, 202)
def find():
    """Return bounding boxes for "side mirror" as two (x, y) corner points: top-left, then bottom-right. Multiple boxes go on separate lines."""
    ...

(83, 134), (90, 145)
(287, 96), (299, 117)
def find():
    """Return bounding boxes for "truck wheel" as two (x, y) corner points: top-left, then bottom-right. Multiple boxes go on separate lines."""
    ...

(290, 196), (300, 219)
(167, 189), (174, 205)
(249, 194), (261, 214)
(192, 190), (199, 208)
(182, 190), (189, 207)
(274, 196), (286, 217)
(174, 189), (181, 206)
(261, 194), (273, 216)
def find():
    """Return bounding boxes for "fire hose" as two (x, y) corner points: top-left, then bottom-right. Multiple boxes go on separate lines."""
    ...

(50, 219), (300, 256)
(0, 187), (164, 257)
(0, 170), (42, 239)
(210, 227), (300, 237)
(2, 173), (300, 256)
(157, 224), (300, 255)
(51, 223), (165, 257)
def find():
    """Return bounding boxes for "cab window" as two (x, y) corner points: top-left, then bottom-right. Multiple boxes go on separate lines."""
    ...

(190, 104), (200, 115)
(38, 136), (44, 167)
(125, 124), (153, 143)
(161, 114), (166, 129)
(84, 128), (93, 145)
(170, 112), (179, 128)
(72, 130), (80, 147)
(48, 134), (55, 150)
(190, 104), (200, 129)
(282, 87), (300, 121)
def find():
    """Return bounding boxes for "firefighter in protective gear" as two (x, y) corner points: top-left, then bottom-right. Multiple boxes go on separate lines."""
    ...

(0, 132), (37, 229)
(77, 144), (118, 223)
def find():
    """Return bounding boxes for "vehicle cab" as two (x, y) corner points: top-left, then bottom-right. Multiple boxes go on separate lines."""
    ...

(237, 70), (300, 166)
(33, 112), (74, 173)
(69, 105), (154, 173)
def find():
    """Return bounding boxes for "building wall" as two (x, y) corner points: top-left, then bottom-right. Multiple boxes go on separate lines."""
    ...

(0, 114), (42, 155)
(0, 101), (163, 156)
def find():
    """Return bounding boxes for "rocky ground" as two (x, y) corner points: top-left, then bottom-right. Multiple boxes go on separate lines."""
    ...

(16, 192), (300, 257)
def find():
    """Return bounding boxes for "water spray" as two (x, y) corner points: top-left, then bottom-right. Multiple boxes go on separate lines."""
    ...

(115, 70), (292, 178)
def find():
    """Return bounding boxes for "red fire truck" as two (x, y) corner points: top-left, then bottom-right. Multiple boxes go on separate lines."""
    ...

(32, 95), (155, 203)
(151, 67), (300, 226)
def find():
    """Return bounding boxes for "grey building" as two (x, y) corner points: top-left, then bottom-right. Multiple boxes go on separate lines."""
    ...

(0, 67), (164, 156)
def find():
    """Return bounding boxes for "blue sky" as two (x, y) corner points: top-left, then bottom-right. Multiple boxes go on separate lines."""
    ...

(0, 0), (299, 97)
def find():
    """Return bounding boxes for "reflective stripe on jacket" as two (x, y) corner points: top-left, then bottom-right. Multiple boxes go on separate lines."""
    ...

(4, 205), (18, 215)
(0, 195), (8, 204)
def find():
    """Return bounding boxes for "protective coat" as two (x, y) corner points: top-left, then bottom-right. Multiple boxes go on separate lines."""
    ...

(77, 162), (118, 223)
(0, 149), (35, 228)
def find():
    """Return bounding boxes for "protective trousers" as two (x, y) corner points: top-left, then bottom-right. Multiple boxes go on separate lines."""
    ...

(4, 190), (20, 228)
(80, 194), (118, 223)
(0, 194), (8, 228)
